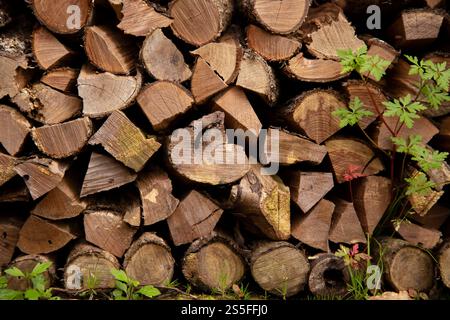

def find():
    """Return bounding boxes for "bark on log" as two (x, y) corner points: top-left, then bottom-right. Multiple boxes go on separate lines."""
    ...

(32, 26), (74, 70)
(308, 253), (349, 297)
(329, 198), (366, 245)
(0, 104), (31, 156)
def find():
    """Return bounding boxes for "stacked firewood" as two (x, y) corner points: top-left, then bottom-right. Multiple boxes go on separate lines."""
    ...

(1, 0), (450, 298)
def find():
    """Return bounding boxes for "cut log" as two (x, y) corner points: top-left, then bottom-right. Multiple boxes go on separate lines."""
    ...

(41, 68), (79, 92)
(31, 0), (93, 34)
(0, 55), (30, 100)
(124, 233), (175, 286)
(32, 172), (86, 220)
(118, 0), (172, 37)
(241, 0), (310, 34)
(246, 24), (300, 62)
(284, 53), (348, 83)
(0, 153), (17, 187)
(364, 38), (399, 81)
(140, 29), (191, 83)
(80, 152), (137, 197)
(387, 9), (445, 49)
(78, 64), (142, 118)
(191, 35), (242, 84)
(352, 176), (392, 235)
(397, 221), (442, 249)
(343, 80), (386, 129)
(282, 90), (346, 144)
(84, 25), (137, 75)
(166, 111), (250, 185)
(191, 57), (228, 104)
(167, 190), (223, 246)
(169, 0), (234, 46)
(0, 104), (31, 156)
(84, 209), (137, 257)
(89, 111), (161, 172)
(325, 137), (384, 184)
(182, 233), (245, 292)
(32, 26), (74, 70)
(308, 254), (349, 297)
(17, 215), (76, 254)
(377, 238), (435, 292)
(266, 129), (327, 166)
(250, 241), (310, 297)
(12, 83), (82, 125)
(14, 158), (68, 200)
(413, 204), (450, 230)
(31, 117), (93, 159)
(291, 199), (335, 252)
(137, 81), (194, 132)
(285, 172), (334, 213)
(0, 216), (23, 266)
(329, 198), (366, 244)
(64, 243), (120, 290)
(236, 51), (279, 106)
(229, 166), (291, 240)
(438, 241), (450, 289)
(212, 87), (262, 134)
(136, 167), (179, 226)
(7, 255), (55, 291)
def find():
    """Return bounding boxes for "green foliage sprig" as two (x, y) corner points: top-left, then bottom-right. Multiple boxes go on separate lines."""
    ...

(110, 269), (160, 300)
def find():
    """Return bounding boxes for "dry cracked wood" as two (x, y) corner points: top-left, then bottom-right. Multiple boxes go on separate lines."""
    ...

(0, 104), (31, 156)
(191, 57), (228, 104)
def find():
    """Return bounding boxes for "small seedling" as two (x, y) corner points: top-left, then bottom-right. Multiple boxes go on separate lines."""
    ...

(110, 268), (160, 300)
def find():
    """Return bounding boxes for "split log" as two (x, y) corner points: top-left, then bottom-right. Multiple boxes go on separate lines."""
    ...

(241, 0), (310, 35)
(212, 87), (262, 134)
(377, 238), (435, 292)
(80, 152), (137, 197)
(308, 254), (349, 297)
(12, 83), (82, 125)
(118, 0), (172, 37)
(169, 0), (234, 46)
(137, 81), (194, 132)
(291, 199), (335, 252)
(17, 215), (76, 254)
(140, 29), (191, 83)
(282, 90), (346, 144)
(397, 221), (442, 249)
(329, 198), (366, 244)
(64, 243), (120, 290)
(78, 64), (142, 118)
(124, 233), (175, 286)
(229, 166), (290, 240)
(191, 57), (228, 104)
(166, 112), (250, 185)
(32, 26), (74, 70)
(84, 209), (137, 257)
(31, 0), (93, 34)
(84, 25), (137, 74)
(0, 104), (31, 156)
(285, 172), (334, 213)
(7, 255), (55, 291)
(284, 53), (348, 83)
(191, 34), (242, 84)
(14, 158), (68, 200)
(387, 9), (445, 49)
(167, 190), (223, 246)
(0, 153), (17, 187)
(325, 137), (384, 184)
(250, 242), (310, 297)
(352, 176), (392, 235)
(408, 169), (444, 216)
(236, 51), (279, 106)
(246, 24), (300, 62)
(182, 233), (245, 292)
(413, 204), (450, 230)
(364, 38), (399, 82)
(41, 68), (79, 92)
(0, 216), (23, 266)
(89, 111), (161, 172)
(31, 117), (93, 159)
(136, 167), (179, 226)
(0, 55), (30, 100)
(438, 241), (450, 289)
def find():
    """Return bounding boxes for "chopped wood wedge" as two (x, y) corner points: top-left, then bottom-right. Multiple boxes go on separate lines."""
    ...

(397, 221), (442, 249)
(41, 68), (79, 92)
(0, 55), (30, 100)
(191, 57), (228, 104)
(329, 198), (366, 244)
(0, 153), (17, 187)
(32, 26), (74, 70)
(0, 216), (23, 266)
(0, 104), (31, 156)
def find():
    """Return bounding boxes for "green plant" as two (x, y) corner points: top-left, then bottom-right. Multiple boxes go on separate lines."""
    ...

(110, 269), (161, 300)
(0, 262), (60, 300)
(78, 272), (99, 300)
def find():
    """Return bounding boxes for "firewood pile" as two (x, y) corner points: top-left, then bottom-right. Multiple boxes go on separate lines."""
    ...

(0, 0), (450, 300)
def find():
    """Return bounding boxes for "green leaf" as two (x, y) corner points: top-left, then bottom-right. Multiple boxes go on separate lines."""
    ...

(360, 55), (390, 81)
(4, 267), (25, 278)
(111, 269), (129, 283)
(0, 276), (7, 289)
(31, 262), (52, 277)
(332, 97), (374, 128)
(383, 95), (426, 129)
(405, 172), (435, 196)
(0, 289), (23, 300)
(32, 274), (47, 292)
(137, 285), (161, 299)
(337, 45), (368, 75)
(115, 280), (128, 293)
(24, 289), (41, 300)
